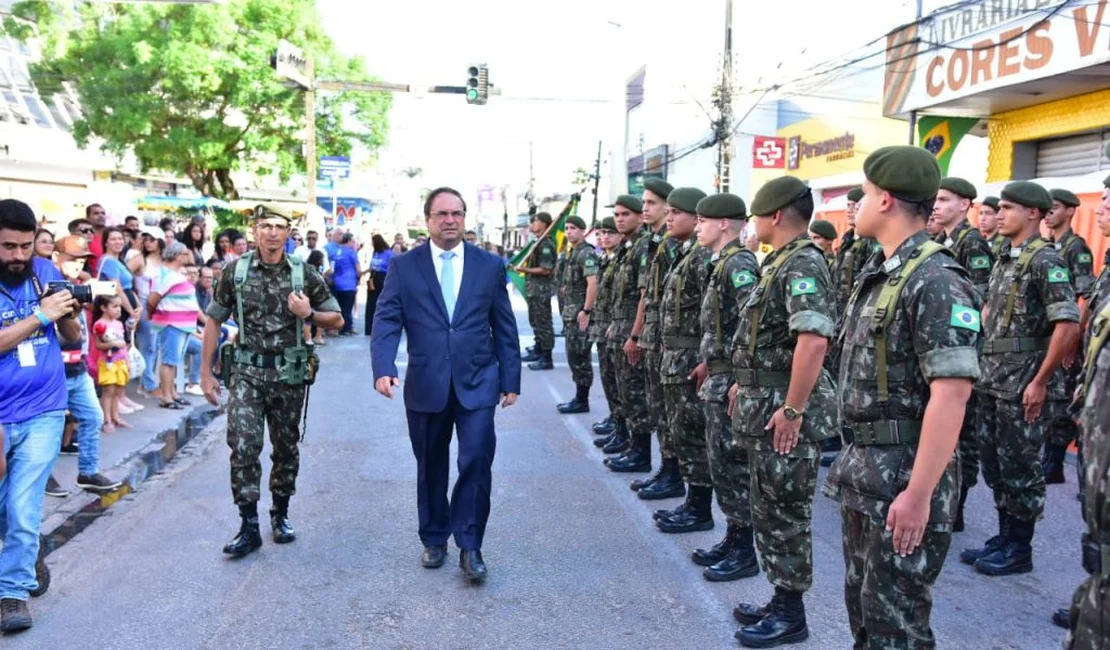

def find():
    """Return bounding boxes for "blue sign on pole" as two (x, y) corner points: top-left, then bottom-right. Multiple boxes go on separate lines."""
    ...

(320, 156), (351, 169)
(319, 167), (350, 179)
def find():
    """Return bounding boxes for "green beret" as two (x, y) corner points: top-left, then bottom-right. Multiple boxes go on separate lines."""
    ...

(940, 177), (977, 200)
(862, 146), (941, 203)
(1050, 188), (1081, 208)
(808, 219), (838, 241)
(981, 196), (1000, 211)
(642, 177), (674, 200)
(532, 211), (552, 225)
(750, 176), (810, 217)
(252, 203), (293, 222)
(566, 215), (587, 230)
(1001, 181), (1052, 213)
(695, 193), (747, 220)
(615, 194), (643, 213)
(598, 216), (618, 232)
(846, 186), (864, 203)
(667, 187), (707, 214)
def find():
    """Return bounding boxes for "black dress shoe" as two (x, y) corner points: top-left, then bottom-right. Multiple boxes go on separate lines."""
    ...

(223, 517), (262, 558)
(421, 545), (448, 568)
(459, 549), (487, 583)
(557, 398), (589, 414)
(270, 511), (296, 544)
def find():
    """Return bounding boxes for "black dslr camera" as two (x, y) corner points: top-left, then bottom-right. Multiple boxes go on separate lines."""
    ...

(44, 280), (115, 305)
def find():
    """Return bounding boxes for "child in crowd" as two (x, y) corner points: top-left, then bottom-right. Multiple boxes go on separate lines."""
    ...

(93, 295), (132, 432)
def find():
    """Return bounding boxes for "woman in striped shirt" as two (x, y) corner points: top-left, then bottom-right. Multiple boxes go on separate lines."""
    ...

(147, 241), (201, 409)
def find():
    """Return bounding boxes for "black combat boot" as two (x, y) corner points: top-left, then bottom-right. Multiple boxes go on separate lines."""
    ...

(592, 416), (615, 435)
(692, 522), (738, 566)
(270, 495), (296, 544)
(638, 460), (686, 500)
(631, 455), (667, 491)
(953, 485), (970, 533)
(974, 518), (1034, 576)
(657, 485), (714, 533)
(557, 385), (590, 414)
(735, 587), (808, 648)
(1052, 607), (1071, 629)
(223, 504), (263, 558)
(704, 525), (760, 581)
(528, 351), (554, 370)
(594, 430), (616, 448)
(606, 434), (652, 472)
(1042, 442), (1067, 484)
(521, 349), (541, 363)
(960, 509), (1010, 564)
(734, 594), (775, 625)
(601, 420), (631, 454)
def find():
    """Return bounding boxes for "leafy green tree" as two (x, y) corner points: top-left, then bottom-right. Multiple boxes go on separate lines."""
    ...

(6, 0), (391, 200)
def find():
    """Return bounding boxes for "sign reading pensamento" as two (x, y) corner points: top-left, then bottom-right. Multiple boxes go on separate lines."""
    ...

(883, 0), (1110, 116)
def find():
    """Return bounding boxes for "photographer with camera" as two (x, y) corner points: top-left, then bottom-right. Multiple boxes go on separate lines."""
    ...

(0, 200), (83, 632)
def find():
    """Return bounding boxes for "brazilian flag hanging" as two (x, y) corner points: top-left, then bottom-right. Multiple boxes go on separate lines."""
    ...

(918, 116), (979, 175)
(507, 195), (579, 298)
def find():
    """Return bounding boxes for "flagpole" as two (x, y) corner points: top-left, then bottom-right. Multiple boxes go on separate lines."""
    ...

(516, 192), (582, 265)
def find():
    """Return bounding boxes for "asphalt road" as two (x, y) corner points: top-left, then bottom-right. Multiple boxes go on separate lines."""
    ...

(20, 300), (1086, 649)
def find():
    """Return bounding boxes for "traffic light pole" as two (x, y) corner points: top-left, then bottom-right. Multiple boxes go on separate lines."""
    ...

(590, 140), (601, 228)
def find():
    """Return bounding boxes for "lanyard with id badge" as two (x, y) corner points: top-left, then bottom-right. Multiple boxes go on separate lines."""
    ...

(0, 273), (46, 369)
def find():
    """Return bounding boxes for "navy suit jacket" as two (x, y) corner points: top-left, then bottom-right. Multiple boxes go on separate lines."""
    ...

(371, 242), (522, 413)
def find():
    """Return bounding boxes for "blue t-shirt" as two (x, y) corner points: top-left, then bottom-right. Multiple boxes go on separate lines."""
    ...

(370, 250), (393, 273)
(324, 241), (340, 263)
(0, 257), (67, 424)
(97, 255), (133, 291)
(331, 247), (359, 291)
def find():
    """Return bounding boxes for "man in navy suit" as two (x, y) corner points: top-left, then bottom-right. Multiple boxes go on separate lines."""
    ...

(371, 187), (522, 583)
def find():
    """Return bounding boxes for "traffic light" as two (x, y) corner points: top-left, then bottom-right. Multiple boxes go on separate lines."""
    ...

(466, 64), (489, 105)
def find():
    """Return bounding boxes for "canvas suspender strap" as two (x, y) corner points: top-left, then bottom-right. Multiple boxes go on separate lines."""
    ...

(1001, 238), (1049, 333)
(233, 252), (307, 349)
(745, 239), (819, 359)
(712, 248), (743, 347)
(869, 240), (946, 405)
(671, 243), (698, 325)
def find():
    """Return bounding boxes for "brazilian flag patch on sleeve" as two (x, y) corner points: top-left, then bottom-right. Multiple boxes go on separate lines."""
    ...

(790, 277), (817, 296)
(1047, 267), (1070, 283)
(1078, 253), (1092, 264)
(732, 270), (755, 288)
(950, 305), (981, 332)
(970, 256), (990, 270)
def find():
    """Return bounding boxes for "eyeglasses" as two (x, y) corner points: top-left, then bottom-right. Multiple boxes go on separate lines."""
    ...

(257, 223), (289, 232)
(77, 228), (94, 234)
(430, 210), (465, 220)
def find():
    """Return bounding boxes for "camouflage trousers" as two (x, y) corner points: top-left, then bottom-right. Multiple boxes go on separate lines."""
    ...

(562, 318), (594, 388)
(1066, 570), (1110, 649)
(645, 348), (672, 458)
(663, 381), (710, 487)
(958, 391), (980, 491)
(750, 445), (820, 592)
(1045, 399), (1081, 447)
(841, 506), (951, 649)
(527, 292), (554, 353)
(702, 376), (751, 527)
(598, 336), (623, 419)
(977, 394), (1046, 522)
(227, 370), (306, 506)
(610, 340), (649, 435)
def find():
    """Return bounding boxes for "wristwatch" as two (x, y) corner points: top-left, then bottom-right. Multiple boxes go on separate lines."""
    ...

(630, 334), (640, 343)
(783, 405), (804, 420)
(582, 308), (592, 314)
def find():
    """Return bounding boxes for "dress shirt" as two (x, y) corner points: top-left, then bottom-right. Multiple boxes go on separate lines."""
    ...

(428, 240), (464, 299)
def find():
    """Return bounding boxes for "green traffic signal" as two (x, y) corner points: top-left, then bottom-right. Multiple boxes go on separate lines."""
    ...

(466, 88), (479, 101)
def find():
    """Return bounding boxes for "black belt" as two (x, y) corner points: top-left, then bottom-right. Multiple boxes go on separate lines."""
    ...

(663, 336), (701, 350)
(849, 420), (922, 446)
(1082, 535), (1110, 580)
(233, 350), (282, 369)
(983, 337), (1049, 354)
(707, 359), (731, 376)
(734, 369), (791, 388)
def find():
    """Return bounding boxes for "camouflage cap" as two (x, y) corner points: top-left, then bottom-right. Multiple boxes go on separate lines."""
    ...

(750, 176), (810, 217)
(615, 194), (643, 214)
(667, 187), (708, 214)
(598, 216), (618, 232)
(696, 193), (747, 220)
(642, 177), (674, 200)
(1001, 181), (1052, 212)
(532, 211), (552, 225)
(566, 215), (587, 229)
(808, 219), (838, 240)
(863, 146), (941, 203)
(252, 203), (293, 223)
(1050, 188), (1081, 208)
(940, 176), (977, 200)
(980, 196), (1000, 211)
(846, 186), (864, 203)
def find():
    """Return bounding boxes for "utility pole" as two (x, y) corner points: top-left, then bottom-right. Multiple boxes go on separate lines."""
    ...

(908, 0), (923, 145)
(714, 0), (735, 192)
(305, 56), (316, 208)
(591, 140), (602, 227)
(501, 185), (509, 251)
(527, 141), (537, 215)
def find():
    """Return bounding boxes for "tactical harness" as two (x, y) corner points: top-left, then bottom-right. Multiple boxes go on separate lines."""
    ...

(706, 245), (747, 376)
(663, 241), (701, 349)
(1081, 299), (1110, 400)
(982, 238), (1050, 355)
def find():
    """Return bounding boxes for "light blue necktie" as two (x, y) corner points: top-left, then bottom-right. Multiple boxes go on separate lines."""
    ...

(440, 251), (457, 319)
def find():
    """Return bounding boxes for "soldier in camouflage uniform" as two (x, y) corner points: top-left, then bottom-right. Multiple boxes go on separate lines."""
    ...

(652, 187), (714, 532)
(729, 176), (838, 648)
(977, 196), (1006, 260)
(688, 193), (761, 582)
(825, 147), (982, 649)
(590, 218), (623, 441)
(807, 220), (838, 271)
(834, 186), (882, 316)
(517, 212), (557, 370)
(931, 176), (994, 531)
(1041, 188), (1097, 484)
(601, 196), (649, 460)
(556, 216), (599, 414)
(202, 204), (342, 558)
(962, 181), (1081, 577)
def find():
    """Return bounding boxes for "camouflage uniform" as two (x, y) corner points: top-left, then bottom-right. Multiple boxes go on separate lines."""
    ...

(607, 226), (650, 436)
(640, 228), (678, 456)
(592, 250), (621, 417)
(833, 229), (882, 325)
(825, 230), (982, 649)
(660, 240), (713, 485)
(977, 235), (1079, 523)
(553, 249), (567, 320)
(526, 235), (557, 355)
(207, 253), (339, 506)
(700, 241), (759, 526)
(731, 235), (838, 593)
(988, 233), (1007, 262)
(1065, 300), (1110, 650)
(560, 240), (599, 389)
(1087, 251), (1110, 316)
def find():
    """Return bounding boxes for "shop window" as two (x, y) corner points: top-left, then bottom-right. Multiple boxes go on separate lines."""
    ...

(1034, 130), (1110, 178)
(24, 96), (52, 128)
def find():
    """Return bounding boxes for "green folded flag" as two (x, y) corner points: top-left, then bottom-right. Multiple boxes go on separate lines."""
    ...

(508, 197), (578, 298)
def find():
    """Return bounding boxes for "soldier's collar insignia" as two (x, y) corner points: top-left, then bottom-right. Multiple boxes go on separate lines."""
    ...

(1010, 247), (1022, 258)
(882, 256), (902, 274)
(943, 238), (954, 248)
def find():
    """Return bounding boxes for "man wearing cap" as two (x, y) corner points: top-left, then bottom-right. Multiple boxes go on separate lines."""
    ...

(1082, 177), (1110, 318)
(589, 218), (624, 440)
(517, 212), (558, 370)
(729, 177), (837, 647)
(687, 193), (761, 582)
(555, 215), (598, 414)
(653, 187), (714, 529)
(834, 186), (881, 316)
(807, 220), (837, 270)
(978, 196), (1005, 259)
(962, 181), (1081, 576)
(824, 146), (981, 649)
(201, 203), (343, 559)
